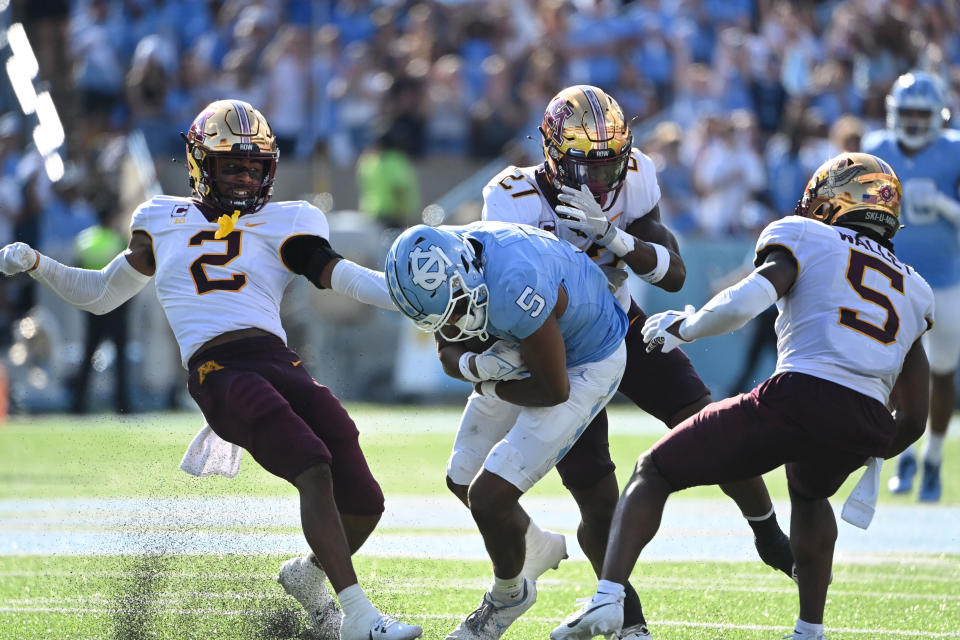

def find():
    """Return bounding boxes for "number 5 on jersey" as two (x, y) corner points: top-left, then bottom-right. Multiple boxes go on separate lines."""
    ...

(516, 286), (545, 317)
(189, 230), (247, 294)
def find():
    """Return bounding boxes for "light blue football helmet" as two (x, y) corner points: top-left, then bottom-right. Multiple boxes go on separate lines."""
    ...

(886, 70), (950, 150)
(385, 224), (489, 341)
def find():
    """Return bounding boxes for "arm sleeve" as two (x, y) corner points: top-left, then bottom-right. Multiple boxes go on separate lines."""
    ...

(678, 270), (778, 342)
(330, 260), (396, 310)
(30, 252), (152, 315)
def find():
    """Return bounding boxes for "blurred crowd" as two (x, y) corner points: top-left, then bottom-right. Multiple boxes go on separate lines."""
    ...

(2, 0), (960, 411)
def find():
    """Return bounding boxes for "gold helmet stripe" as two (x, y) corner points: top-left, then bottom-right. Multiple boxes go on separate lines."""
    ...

(581, 86), (608, 149)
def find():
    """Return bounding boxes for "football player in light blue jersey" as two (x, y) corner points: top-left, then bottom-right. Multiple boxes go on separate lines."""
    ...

(386, 221), (628, 640)
(863, 70), (960, 502)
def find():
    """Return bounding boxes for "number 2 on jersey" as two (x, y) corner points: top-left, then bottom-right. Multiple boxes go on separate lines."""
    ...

(188, 230), (247, 294)
(839, 249), (903, 344)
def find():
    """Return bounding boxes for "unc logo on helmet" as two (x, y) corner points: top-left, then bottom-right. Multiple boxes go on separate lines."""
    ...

(409, 245), (453, 291)
(386, 225), (490, 341)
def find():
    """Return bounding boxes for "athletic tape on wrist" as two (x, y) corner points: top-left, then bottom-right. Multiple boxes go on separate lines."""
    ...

(604, 225), (636, 258)
(639, 243), (670, 283)
(459, 352), (482, 383)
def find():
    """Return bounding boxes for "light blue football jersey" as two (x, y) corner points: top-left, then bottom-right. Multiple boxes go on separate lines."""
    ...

(862, 129), (960, 287)
(456, 221), (628, 367)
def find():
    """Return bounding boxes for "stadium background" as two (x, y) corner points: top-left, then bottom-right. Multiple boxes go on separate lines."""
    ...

(1, 0), (959, 412)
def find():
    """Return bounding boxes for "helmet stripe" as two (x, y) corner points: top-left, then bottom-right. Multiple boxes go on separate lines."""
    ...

(581, 86), (607, 149)
(231, 100), (252, 143)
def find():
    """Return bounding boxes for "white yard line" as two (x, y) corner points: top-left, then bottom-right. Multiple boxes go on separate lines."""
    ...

(1, 497), (958, 559)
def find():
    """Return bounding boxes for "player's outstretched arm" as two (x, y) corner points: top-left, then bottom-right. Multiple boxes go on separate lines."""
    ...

(642, 248), (796, 353)
(280, 235), (395, 310)
(887, 338), (930, 458)
(0, 232), (153, 315)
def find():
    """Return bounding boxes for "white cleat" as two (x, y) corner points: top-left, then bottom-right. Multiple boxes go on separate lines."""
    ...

(277, 555), (342, 636)
(522, 528), (568, 580)
(782, 632), (828, 640)
(445, 578), (537, 639)
(619, 621), (653, 639)
(550, 592), (624, 640)
(341, 613), (423, 640)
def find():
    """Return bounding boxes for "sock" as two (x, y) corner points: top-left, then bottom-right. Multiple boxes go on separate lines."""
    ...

(924, 433), (946, 466)
(596, 579), (625, 600)
(337, 584), (379, 623)
(795, 617), (824, 637)
(491, 573), (525, 604)
(622, 582), (647, 627)
(746, 506), (781, 540)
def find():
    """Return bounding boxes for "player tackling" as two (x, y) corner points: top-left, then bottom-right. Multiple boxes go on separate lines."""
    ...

(0, 99), (421, 640)
(552, 152), (933, 640)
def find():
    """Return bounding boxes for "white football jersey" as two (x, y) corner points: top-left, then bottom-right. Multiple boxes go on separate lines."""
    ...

(481, 149), (660, 307)
(756, 217), (935, 404)
(130, 196), (330, 367)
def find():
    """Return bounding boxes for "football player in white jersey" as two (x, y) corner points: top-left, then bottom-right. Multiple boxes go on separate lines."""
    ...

(477, 85), (791, 639)
(552, 152), (933, 640)
(863, 70), (960, 502)
(0, 100), (422, 640)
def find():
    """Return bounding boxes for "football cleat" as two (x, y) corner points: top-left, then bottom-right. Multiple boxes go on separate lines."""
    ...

(782, 630), (829, 640)
(918, 460), (942, 502)
(754, 529), (795, 581)
(888, 450), (917, 495)
(522, 528), (568, 581)
(445, 579), (537, 640)
(619, 622), (653, 639)
(550, 592), (624, 640)
(277, 555), (342, 635)
(341, 613), (423, 640)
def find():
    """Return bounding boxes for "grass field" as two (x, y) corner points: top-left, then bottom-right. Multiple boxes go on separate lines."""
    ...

(1, 406), (958, 640)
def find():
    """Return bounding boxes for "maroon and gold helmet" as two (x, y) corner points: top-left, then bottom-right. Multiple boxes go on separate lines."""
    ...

(795, 152), (902, 239)
(184, 99), (278, 214)
(539, 85), (632, 208)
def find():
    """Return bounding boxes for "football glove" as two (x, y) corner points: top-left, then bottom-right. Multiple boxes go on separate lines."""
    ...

(557, 184), (614, 241)
(641, 305), (696, 353)
(0, 242), (38, 276)
(474, 339), (527, 381)
(600, 264), (628, 293)
(556, 184), (635, 256)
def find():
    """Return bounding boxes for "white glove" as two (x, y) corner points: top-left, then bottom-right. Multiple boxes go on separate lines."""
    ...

(473, 340), (528, 381)
(556, 184), (612, 239)
(556, 184), (636, 256)
(641, 305), (696, 353)
(0, 242), (38, 276)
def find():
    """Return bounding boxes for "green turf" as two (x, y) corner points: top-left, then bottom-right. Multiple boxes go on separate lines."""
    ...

(1, 407), (959, 639)
(1, 405), (958, 504)
(1, 554), (957, 639)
